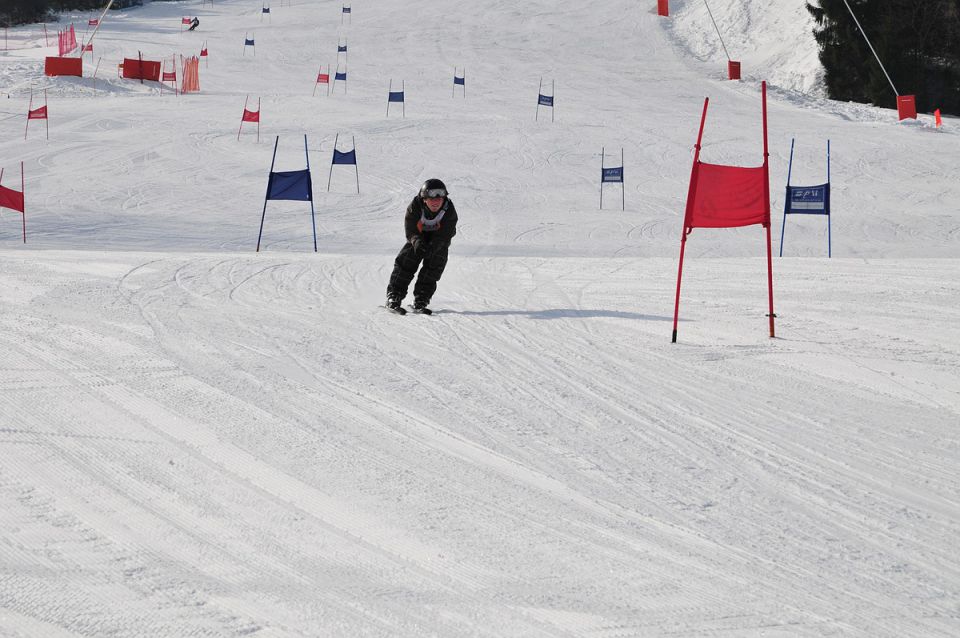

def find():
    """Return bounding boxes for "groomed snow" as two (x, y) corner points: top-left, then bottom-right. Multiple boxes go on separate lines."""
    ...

(1, 0), (958, 636)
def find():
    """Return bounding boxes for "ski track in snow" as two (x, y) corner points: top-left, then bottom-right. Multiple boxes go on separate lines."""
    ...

(1, 0), (959, 636)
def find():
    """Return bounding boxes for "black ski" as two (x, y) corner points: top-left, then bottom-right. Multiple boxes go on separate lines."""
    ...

(407, 305), (433, 315)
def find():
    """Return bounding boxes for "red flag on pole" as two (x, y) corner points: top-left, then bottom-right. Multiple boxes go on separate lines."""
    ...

(238, 96), (261, 142)
(25, 90), (50, 140)
(672, 81), (774, 343)
(935, 108), (942, 128)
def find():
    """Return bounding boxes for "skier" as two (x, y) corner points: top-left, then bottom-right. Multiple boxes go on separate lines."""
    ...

(188, 17), (200, 31)
(386, 178), (458, 315)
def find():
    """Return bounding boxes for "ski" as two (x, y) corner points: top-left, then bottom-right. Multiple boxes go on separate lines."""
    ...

(407, 305), (433, 315)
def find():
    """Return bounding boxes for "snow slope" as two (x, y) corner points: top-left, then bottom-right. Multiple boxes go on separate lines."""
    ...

(1, 0), (958, 636)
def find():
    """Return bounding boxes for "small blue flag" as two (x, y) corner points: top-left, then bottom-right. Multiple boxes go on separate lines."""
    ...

(332, 149), (356, 165)
(538, 94), (553, 107)
(267, 170), (312, 201)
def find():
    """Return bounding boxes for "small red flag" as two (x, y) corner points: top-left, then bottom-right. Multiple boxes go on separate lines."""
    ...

(935, 109), (942, 128)
(28, 106), (48, 120)
(0, 185), (24, 213)
(242, 108), (260, 123)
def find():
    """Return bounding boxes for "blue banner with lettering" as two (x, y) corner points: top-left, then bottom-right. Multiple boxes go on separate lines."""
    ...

(602, 167), (623, 183)
(538, 94), (553, 107)
(786, 183), (829, 215)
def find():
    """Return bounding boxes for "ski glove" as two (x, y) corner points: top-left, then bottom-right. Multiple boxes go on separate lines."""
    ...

(411, 237), (426, 256)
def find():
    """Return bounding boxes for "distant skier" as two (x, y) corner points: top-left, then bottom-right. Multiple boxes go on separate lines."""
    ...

(386, 179), (458, 315)
(188, 17), (200, 31)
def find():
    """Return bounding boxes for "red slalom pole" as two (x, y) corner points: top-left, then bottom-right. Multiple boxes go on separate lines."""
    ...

(672, 97), (709, 343)
(761, 81), (775, 338)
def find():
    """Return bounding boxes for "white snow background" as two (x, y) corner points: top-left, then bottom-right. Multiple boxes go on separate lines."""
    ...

(1, 0), (958, 635)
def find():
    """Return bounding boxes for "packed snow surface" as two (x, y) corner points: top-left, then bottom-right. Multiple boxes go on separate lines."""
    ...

(1, 0), (958, 636)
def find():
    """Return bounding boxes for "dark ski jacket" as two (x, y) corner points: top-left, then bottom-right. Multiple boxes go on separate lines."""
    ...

(404, 196), (457, 251)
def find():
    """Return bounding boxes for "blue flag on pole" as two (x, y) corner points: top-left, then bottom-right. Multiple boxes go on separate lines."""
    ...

(780, 138), (832, 257)
(257, 135), (318, 253)
(335, 71), (347, 81)
(538, 94), (553, 107)
(454, 75), (465, 85)
(338, 44), (347, 52)
(245, 38), (255, 46)
(388, 91), (404, 103)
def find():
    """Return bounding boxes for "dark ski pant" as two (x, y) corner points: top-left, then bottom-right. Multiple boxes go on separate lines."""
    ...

(387, 241), (449, 305)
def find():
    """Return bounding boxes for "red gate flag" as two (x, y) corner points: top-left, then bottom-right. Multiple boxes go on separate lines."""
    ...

(0, 184), (24, 213)
(25, 89), (50, 140)
(238, 96), (261, 142)
(82, 43), (93, 52)
(88, 18), (99, 26)
(672, 81), (774, 343)
(685, 164), (767, 228)
(0, 163), (27, 243)
(182, 17), (192, 25)
(935, 108), (942, 128)
(657, 0), (668, 17)
(317, 72), (329, 83)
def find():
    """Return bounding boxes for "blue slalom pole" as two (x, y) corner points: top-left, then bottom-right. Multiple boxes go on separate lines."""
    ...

(779, 138), (794, 257)
(256, 136), (280, 252)
(305, 134), (317, 253)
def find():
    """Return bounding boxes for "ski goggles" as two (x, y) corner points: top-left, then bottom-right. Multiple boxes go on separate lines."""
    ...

(422, 188), (447, 198)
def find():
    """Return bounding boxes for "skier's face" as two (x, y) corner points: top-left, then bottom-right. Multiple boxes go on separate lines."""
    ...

(424, 196), (444, 213)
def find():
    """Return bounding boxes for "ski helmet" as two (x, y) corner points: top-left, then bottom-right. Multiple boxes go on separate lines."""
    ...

(419, 178), (448, 199)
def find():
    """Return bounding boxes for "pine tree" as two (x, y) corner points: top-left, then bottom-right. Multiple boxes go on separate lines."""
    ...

(808, 0), (960, 115)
